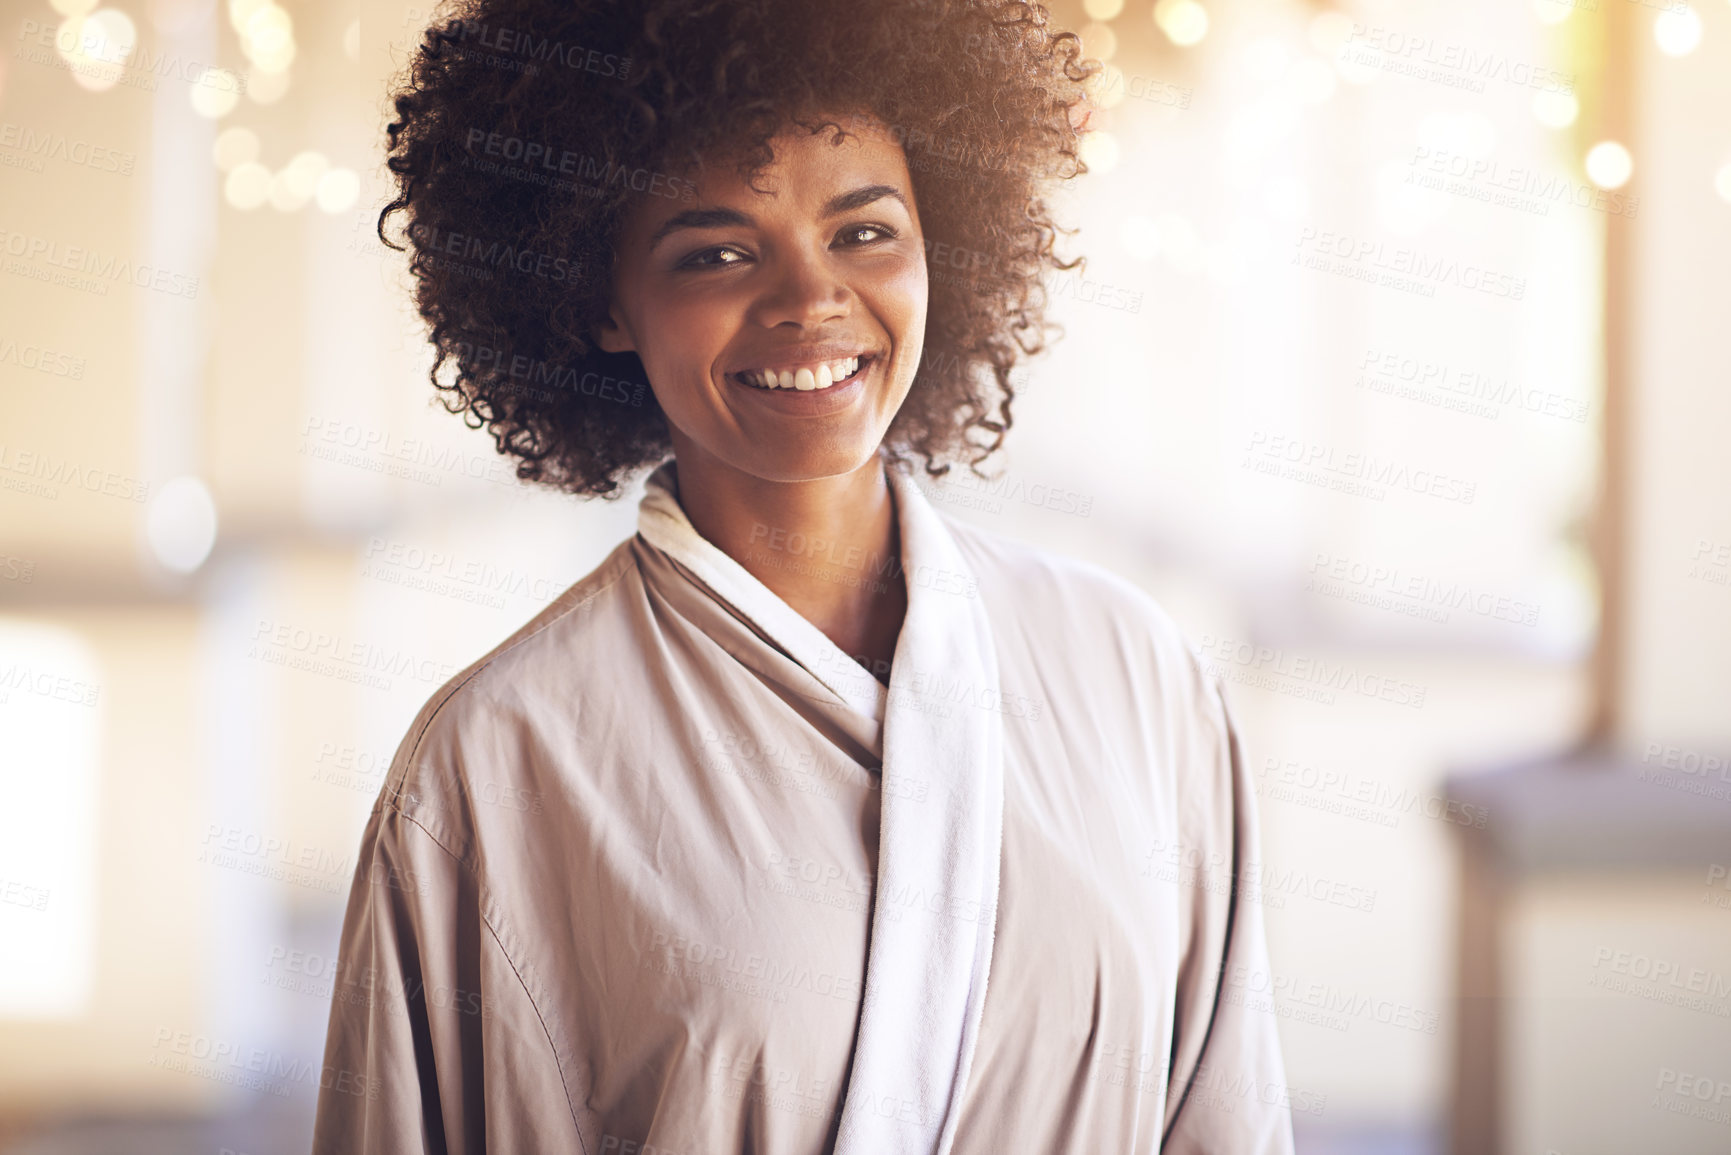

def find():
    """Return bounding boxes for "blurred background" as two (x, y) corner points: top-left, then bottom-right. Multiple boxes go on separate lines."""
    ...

(2, 0), (1728, 1150)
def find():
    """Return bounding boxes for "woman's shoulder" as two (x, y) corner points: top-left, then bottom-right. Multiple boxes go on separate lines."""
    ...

(945, 514), (1198, 656)
(373, 537), (646, 832)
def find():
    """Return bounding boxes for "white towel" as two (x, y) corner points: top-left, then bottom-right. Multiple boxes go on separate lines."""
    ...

(634, 458), (1005, 1155)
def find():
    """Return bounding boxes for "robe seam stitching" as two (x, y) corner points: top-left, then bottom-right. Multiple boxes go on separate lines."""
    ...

(1160, 674), (1244, 1144)
(390, 806), (594, 1155)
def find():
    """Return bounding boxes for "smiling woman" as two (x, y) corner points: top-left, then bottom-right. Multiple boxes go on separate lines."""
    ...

(314, 2), (1294, 1154)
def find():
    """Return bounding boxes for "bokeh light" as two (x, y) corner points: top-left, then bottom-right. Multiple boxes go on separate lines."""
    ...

(1154, 0), (1208, 48)
(145, 476), (219, 574)
(1585, 140), (1634, 189)
(1653, 6), (1702, 57)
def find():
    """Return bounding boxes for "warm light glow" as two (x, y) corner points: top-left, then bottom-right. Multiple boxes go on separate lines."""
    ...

(240, 3), (296, 72)
(1078, 131), (1121, 175)
(1083, 0), (1125, 21)
(1088, 64), (1127, 109)
(1322, 11), (1377, 86)
(1532, 89), (1579, 129)
(189, 67), (241, 117)
(1531, 0), (1574, 25)
(56, 9), (137, 93)
(0, 620), (101, 1019)
(246, 66), (291, 104)
(1308, 10), (1353, 55)
(48, 0), (100, 17)
(1714, 162), (1731, 204)
(1585, 140), (1634, 189)
(1262, 173), (1309, 220)
(316, 168), (362, 214)
(1080, 21), (1118, 61)
(281, 150), (330, 199)
(1287, 57), (1336, 105)
(1241, 37), (1288, 84)
(1119, 215), (1161, 262)
(223, 161), (272, 209)
(343, 18), (361, 61)
(1375, 158), (1449, 234)
(1154, 212), (1204, 274)
(227, 0), (270, 31)
(212, 126), (260, 171)
(1653, 5), (1702, 56)
(1417, 110), (1498, 160)
(1154, 0), (1208, 47)
(146, 477), (219, 574)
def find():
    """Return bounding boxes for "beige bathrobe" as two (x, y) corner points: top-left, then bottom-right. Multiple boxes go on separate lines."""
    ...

(312, 459), (1294, 1155)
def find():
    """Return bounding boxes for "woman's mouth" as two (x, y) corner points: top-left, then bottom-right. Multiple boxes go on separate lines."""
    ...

(731, 355), (870, 392)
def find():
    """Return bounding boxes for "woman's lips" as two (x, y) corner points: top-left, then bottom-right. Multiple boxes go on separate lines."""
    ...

(729, 354), (872, 393)
(723, 354), (876, 414)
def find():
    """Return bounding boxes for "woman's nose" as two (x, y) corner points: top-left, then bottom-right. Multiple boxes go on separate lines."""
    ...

(751, 250), (852, 329)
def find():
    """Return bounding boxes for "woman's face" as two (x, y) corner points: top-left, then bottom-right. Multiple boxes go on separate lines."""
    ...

(597, 117), (928, 484)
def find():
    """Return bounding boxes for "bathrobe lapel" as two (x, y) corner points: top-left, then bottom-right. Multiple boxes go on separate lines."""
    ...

(633, 459), (1006, 1155)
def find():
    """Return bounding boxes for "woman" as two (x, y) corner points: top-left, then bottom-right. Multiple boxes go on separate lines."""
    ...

(314, 1), (1293, 1152)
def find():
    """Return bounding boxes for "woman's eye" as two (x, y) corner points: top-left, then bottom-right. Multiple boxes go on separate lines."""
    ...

(681, 246), (750, 268)
(836, 223), (897, 246)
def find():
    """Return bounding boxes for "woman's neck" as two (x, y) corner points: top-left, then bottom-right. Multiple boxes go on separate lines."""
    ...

(667, 441), (908, 684)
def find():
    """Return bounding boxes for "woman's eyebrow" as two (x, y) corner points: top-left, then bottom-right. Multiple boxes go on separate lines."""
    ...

(647, 206), (754, 250)
(822, 184), (908, 217)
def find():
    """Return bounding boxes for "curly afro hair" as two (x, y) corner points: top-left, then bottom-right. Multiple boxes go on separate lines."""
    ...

(381, 0), (1097, 498)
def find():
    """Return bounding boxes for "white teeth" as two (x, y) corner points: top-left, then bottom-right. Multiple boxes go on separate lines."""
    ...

(740, 356), (865, 389)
